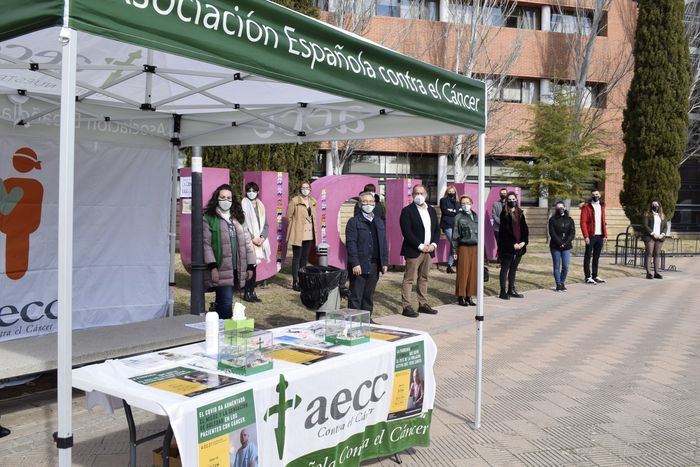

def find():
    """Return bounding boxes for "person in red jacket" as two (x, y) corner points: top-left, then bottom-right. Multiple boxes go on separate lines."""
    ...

(580, 190), (607, 284)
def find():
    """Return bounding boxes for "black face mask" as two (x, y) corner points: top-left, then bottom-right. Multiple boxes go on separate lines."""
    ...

(651, 205), (659, 213)
(448, 193), (456, 199)
(557, 208), (566, 216)
(591, 195), (600, 202)
(507, 200), (517, 208)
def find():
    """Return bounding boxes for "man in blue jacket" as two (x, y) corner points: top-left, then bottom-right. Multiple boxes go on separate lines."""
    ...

(400, 185), (440, 317)
(345, 192), (389, 322)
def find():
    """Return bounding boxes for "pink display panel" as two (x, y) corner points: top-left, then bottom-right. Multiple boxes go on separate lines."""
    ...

(242, 172), (289, 281)
(385, 178), (422, 266)
(179, 167), (231, 271)
(310, 175), (378, 269)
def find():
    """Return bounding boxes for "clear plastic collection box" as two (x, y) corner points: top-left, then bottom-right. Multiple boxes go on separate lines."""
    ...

(218, 329), (274, 375)
(324, 309), (370, 346)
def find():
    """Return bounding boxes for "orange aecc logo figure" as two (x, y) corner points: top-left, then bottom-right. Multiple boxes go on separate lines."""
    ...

(0, 147), (44, 280)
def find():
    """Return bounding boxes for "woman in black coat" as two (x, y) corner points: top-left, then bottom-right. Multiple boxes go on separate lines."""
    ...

(548, 201), (575, 291)
(439, 186), (459, 273)
(498, 191), (529, 299)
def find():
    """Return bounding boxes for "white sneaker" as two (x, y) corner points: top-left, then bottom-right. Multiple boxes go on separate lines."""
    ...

(585, 277), (597, 284)
(594, 277), (606, 284)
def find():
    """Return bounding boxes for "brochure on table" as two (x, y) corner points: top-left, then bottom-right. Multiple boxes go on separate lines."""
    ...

(75, 322), (436, 466)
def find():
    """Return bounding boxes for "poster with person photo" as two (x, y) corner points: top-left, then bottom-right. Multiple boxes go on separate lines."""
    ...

(387, 341), (425, 420)
(197, 389), (259, 467)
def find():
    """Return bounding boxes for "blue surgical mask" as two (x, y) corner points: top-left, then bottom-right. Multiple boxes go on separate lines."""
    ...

(462, 204), (471, 211)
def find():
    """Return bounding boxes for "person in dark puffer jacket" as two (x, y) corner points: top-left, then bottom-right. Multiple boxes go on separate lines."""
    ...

(548, 201), (576, 292)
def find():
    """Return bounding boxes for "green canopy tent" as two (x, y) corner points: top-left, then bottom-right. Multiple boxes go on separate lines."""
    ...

(0, 0), (488, 463)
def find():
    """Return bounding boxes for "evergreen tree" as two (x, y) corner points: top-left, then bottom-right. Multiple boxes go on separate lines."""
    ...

(508, 88), (605, 206)
(202, 143), (318, 195)
(621, 0), (690, 224)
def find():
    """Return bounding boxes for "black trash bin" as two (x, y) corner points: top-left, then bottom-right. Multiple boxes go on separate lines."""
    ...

(298, 265), (347, 320)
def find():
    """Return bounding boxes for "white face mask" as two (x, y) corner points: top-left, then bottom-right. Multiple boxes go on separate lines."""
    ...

(463, 204), (472, 211)
(301, 188), (310, 197)
(361, 204), (374, 214)
(413, 194), (426, 206)
(218, 200), (232, 212)
(246, 191), (258, 200)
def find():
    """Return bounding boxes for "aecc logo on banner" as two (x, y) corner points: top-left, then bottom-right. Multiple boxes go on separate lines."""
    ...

(0, 147), (56, 339)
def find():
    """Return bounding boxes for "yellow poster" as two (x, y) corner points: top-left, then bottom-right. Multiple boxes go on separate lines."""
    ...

(150, 378), (205, 396)
(270, 345), (341, 365)
(198, 434), (229, 467)
(389, 368), (411, 413)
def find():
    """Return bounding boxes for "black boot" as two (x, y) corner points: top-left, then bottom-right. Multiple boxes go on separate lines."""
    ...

(466, 297), (476, 306)
(0, 425), (9, 438)
(508, 287), (524, 298)
(251, 291), (262, 303)
(499, 289), (510, 300)
(243, 290), (255, 302)
(446, 265), (455, 274)
(292, 281), (300, 291)
(458, 297), (468, 307)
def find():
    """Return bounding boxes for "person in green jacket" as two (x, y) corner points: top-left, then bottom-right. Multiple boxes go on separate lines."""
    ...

(451, 195), (478, 306)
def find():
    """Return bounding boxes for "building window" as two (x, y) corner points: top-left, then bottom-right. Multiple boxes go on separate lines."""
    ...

(398, 0), (439, 20)
(377, 0), (401, 17)
(552, 8), (607, 36)
(488, 78), (541, 104)
(504, 7), (541, 30)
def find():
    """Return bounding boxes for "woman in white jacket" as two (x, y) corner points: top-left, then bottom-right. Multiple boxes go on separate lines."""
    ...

(241, 181), (271, 302)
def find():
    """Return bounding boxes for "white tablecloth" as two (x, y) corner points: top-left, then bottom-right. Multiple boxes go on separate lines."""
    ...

(73, 322), (437, 466)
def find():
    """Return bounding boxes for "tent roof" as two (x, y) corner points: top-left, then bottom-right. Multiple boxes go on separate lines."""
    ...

(0, 0), (486, 146)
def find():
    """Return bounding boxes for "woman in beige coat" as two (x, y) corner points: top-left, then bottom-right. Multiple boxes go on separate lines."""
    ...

(203, 184), (256, 319)
(286, 181), (317, 291)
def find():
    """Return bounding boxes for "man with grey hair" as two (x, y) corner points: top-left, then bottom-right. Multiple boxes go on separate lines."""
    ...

(399, 185), (440, 317)
(345, 191), (388, 322)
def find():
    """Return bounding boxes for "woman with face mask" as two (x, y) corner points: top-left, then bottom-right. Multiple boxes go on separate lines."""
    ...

(241, 181), (270, 302)
(548, 201), (575, 291)
(286, 181), (317, 291)
(202, 184), (256, 319)
(451, 195), (479, 306)
(641, 200), (668, 279)
(498, 191), (529, 299)
(439, 186), (460, 274)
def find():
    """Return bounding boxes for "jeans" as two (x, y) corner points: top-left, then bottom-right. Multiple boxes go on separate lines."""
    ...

(550, 248), (570, 286)
(214, 285), (234, 319)
(583, 235), (604, 279)
(443, 228), (454, 266)
(292, 240), (313, 283)
(499, 252), (522, 291)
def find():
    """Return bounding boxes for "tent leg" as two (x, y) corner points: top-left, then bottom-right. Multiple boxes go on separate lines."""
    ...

(190, 146), (205, 315)
(57, 27), (78, 467)
(474, 132), (486, 430)
(168, 145), (179, 318)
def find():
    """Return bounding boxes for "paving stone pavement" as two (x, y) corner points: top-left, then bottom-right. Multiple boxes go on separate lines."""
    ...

(0, 258), (698, 466)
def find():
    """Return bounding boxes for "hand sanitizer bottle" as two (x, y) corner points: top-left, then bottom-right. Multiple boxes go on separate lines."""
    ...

(205, 311), (218, 356)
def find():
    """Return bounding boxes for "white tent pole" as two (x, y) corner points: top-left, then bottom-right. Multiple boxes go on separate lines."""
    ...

(168, 144), (179, 318)
(57, 26), (78, 467)
(474, 131), (486, 430)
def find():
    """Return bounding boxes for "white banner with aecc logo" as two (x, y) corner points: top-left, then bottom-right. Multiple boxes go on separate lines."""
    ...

(0, 136), (172, 342)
